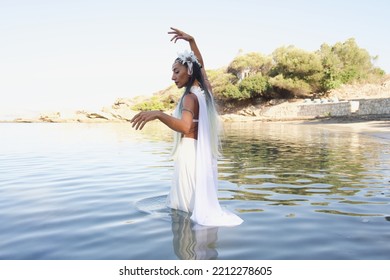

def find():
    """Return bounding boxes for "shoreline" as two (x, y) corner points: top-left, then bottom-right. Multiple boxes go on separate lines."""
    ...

(224, 115), (390, 143)
(3, 75), (389, 125)
(290, 116), (390, 142)
(2, 114), (389, 136)
(2, 114), (389, 145)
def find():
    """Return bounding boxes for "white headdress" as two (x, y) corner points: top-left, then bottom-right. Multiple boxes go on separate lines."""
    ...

(176, 50), (200, 75)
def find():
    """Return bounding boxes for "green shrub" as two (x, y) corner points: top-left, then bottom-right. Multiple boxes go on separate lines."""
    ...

(238, 73), (269, 98)
(130, 38), (385, 108)
(318, 38), (384, 91)
(270, 46), (324, 95)
(132, 96), (166, 111)
(208, 69), (241, 100)
(221, 83), (247, 100)
(269, 74), (312, 98)
(228, 52), (273, 77)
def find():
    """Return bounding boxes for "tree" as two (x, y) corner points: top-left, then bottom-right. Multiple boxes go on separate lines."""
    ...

(207, 68), (240, 100)
(269, 74), (312, 98)
(270, 46), (324, 97)
(228, 52), (273, 81)
(238, 73), (269, 99)
(131, 39), (385, 110)
(318, 38), (385, 91)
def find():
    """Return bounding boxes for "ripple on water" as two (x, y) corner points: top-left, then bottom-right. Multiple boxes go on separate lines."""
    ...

(0, 123), (390, 259)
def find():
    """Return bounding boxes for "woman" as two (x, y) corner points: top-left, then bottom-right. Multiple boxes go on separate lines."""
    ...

(131, 27), (242, 227)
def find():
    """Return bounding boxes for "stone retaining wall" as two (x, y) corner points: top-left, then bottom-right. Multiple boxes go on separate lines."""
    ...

(354, 98), (390, 115)
(296, 98), (390, 118)
(297, 101), (351, 117)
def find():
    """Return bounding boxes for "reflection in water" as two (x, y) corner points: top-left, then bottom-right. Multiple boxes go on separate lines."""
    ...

(170, 210), (218, 260)
(1, 123), (389, 260)
(219, 122), (390, 218)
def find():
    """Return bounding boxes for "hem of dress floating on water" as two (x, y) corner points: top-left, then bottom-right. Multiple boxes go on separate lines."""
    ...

(166, 205), (243, 228)
(190, 211), (244, 228)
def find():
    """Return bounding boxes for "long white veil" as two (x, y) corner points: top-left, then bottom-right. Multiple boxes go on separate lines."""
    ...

(190, 87), (243, 227)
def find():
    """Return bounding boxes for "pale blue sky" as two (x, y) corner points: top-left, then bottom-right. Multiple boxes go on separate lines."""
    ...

(1, 0), (389, 117)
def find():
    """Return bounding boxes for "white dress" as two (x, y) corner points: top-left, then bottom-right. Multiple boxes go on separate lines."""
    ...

(167, 87), (243, 227)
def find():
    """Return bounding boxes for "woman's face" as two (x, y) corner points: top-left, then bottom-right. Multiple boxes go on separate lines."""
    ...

(171, 62), (190, 88)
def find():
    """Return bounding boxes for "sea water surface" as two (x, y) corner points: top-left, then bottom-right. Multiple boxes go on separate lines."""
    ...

(0, 122), (389, 260)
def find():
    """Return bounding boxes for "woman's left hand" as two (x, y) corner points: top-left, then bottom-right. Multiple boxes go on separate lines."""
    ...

(130, 111), (160, 130)
(168, 27), (194, 43)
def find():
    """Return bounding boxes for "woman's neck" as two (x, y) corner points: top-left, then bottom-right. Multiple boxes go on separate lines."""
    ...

(192, 80), (200, 88)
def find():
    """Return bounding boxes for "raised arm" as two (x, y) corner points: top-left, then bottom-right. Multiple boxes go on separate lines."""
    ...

(168, 27), (212, 92)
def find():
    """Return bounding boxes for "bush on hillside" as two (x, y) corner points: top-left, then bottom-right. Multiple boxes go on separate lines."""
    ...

(227, 52), (273, 78)
(270, 46), (324, 96)
(269, 74), (312, 98)
(238, 73), (270, 99)
(131, 85), (182, 111)
(131, 38), (385, 110)
(318, 38), (385, 91)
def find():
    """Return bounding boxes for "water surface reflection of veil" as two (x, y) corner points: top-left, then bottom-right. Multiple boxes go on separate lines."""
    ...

(170, 210), (219, 260)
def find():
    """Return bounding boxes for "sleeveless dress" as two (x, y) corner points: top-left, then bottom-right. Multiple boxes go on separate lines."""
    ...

(166, 87), (243, 227)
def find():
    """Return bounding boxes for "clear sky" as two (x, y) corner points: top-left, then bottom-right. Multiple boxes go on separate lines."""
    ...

(1, 0), (389, 118)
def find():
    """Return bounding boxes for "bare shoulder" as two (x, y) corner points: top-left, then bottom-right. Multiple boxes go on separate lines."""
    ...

(183, 92), (198, 105)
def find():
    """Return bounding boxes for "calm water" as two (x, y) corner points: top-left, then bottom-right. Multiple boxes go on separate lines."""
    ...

(0, 122), (389, 260)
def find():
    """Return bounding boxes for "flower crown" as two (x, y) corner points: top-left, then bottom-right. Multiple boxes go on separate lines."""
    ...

(176, 50), (200, 75)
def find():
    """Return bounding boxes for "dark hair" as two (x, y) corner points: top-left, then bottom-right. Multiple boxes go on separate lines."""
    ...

(173, 57), (221, 157)
(175, 58), (214, 110)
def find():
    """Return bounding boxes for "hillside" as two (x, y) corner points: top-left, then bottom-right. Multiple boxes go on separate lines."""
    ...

(126, 74), (390, 114)
(8, 75), (388, 124)
(7, 36), (390, 123)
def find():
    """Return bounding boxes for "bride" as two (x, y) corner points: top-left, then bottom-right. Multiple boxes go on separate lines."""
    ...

(131, 27), (243, 227)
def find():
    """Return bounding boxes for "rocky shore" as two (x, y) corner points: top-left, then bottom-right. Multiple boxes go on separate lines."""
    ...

(3, 77), (390, 124)
(7, 98), (138, 124)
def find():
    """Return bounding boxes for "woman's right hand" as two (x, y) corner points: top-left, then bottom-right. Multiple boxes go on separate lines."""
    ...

(130, 111), (161, 130)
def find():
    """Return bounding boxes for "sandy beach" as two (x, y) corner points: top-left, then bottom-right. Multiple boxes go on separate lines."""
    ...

(298, 117), (390, 141)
